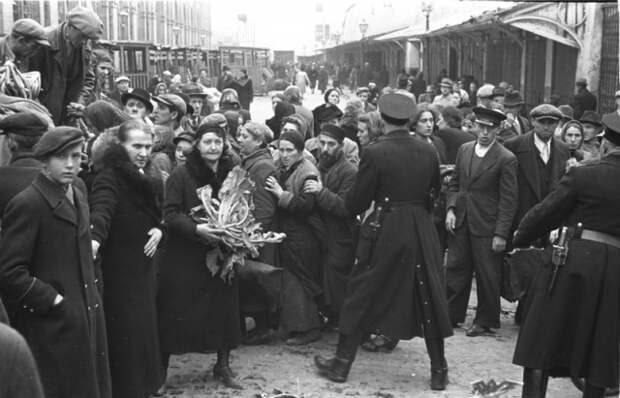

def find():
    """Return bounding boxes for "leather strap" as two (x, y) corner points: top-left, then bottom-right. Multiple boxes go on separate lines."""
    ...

(581, 229), (620, 250)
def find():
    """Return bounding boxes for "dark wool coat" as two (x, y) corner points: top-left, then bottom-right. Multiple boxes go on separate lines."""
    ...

(0, 322), (45, 398)
(312, 103), (343, 137)
(512, 151), (620, 389)
(89, 145), (165, 398)
(0, 173), (111, 398)
(29, 22), (96, 125)
(339, 130), (453, 340)
(157, 150), (241, 354)
(436, 127), (477, 164)
(315, 151), (357, 312)
(0, 152), (42, 218)
(447, 141), (518, 239)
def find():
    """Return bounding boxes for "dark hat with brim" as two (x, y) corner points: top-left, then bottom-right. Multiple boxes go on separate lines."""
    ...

(320, 124), (346, 143)
(473, 106), (506, 127)
(579, 110), (602, 127)
(378, 93), (416, 122)
(33, 126), (84, 158)
(182, 84), (208, 99)
(121, 88), (153, 113)
(503, 91), (524, 107)
(492, 87), (505, 98)
(530, 104), (563, 121)
(0, 112), (49, 137)
(558, 105), (574, 121)
(602, 112), (620, 145)
(173, 131), (196, 146)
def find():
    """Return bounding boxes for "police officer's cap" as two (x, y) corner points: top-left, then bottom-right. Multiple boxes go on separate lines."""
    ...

(0, 112), (49, 137)
(473, 106), (506, 127)
(601, 112), (620, 146)
(33, 126), (84, 159)
(529, 104), (563, 121)
(378, 93), (416, 123)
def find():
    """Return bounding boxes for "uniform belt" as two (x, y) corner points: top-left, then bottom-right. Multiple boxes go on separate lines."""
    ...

(581, 229), (620, 250)
(388, 200), (426, 208)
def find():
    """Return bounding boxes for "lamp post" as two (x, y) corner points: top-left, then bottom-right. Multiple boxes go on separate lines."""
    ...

(421, 2), (433, 32)
(359, 19), (368, 66)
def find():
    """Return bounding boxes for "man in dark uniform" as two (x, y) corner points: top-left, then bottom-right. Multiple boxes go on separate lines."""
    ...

(314, 93), (453, 390)
(571, 78), (597, 120)
(445, 107), (518, 336)
(0, 112), (49, 218)
(512, 112), (620, 398)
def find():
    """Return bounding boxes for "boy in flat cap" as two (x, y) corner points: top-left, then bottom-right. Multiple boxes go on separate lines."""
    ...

(314, 93), (452, 391)
(503, 104), (571, 324)
(0, 126), (112, 398)
(511, 110), (620, 398)
(0, 18), (50, 73)
(29, 6), (103, 125)
(445, 106), (518, 337)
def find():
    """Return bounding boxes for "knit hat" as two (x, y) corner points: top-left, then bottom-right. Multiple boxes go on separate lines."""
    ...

(320, 124), (345, 143)
(279, 131), (304, 152)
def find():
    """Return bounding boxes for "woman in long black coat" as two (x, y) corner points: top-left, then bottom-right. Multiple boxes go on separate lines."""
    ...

(157, 123), (242, 389)
(312, 88), (343, 137)
(89, 120), (165, 398)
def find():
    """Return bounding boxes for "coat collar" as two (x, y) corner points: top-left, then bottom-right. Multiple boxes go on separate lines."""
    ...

(32, 172), (80, 226)
(241, 148), (272, 170)
(9, 152), (42, 168)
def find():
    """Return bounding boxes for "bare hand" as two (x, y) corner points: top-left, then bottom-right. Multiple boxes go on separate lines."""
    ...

(91, 240), (100, 259)
(144, 228), (163, 257)
(492, 236), (507, 253)
(445, 209), (456, 234)
(265, 176), (284, 198)
(303, 179), (323, 194)
(565, 157), (579, 172)
(549, 229), (559, 244)
(161, 170), (170, 184)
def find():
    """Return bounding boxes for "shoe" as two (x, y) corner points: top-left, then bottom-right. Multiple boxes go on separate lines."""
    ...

(465, 324), (495, 337)
(213, 365), (243, 390)
(286, 329), (321, 346)
(313, 355), (351, 383)
(430, 366), (449, 390)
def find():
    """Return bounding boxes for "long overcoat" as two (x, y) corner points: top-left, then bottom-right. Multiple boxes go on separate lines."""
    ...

(157, 150), (241, 354)
(89, 145), (165, 398)
(0, 173), (111, 398)
(339, 130), (453, 340)
(512, 151), (620, 389)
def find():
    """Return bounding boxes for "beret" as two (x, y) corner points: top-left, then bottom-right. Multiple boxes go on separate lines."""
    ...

(320, 123), (346, 143)
(279, 131), (305, 152)
(153, 94), (187, 117)
(0, 112), (49, 137)
(477, 84), (495, 98)
(602, 112), (620, 145)
(33, 126), (84, 158)
(12, 18), (49, 46)
(67, 6), (104, 40)
(530, 104), (563, 121)
(473, 106), (506, 127)
(378, 93), (416, 121)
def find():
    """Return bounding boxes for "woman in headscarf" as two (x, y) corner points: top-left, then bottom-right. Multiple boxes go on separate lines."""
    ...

(312, 88), (343, 137)
(266, 101), (295, 140)
(219, 88), (242, 112)
(561, 120), (586, 169)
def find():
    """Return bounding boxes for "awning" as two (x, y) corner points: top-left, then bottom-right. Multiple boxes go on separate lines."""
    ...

(505, 16), (581, 49)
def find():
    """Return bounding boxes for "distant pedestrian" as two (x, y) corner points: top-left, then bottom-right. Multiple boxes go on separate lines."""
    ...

(295, 65), (311, 96)
(571, 78), (597, 119)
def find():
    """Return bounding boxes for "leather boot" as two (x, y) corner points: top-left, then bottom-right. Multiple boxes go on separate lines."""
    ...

(214, 350), (243, 390)
(314, 332), (362, 383)
(521, 368), (548, 398)
(582, 381), (606, 398)
(425, 338), (448, 390)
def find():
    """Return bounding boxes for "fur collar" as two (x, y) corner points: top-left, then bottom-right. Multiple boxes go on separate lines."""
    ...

(185, 149), (236, 190)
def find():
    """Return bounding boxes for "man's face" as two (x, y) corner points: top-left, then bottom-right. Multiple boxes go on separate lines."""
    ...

(152, 103), (176, 125)
(582, 122), (599, 141)
(189, 98), (203, 114)
(67, 25), (88, 47)
(44, 143), (83, 186)
(504, 104), (521, 117)
(122, 129), (153, 169)
(475, 122), (499, 147)
(493, 96), (504, 106)
(175, 140), (192, 164)
(281, 122), (300, 135)
(318, 133), (342, 161)
(358, 92), (368, 102)
(117, 81), (130, 93)
(440, 86), (450, 95)
(532, 118), (559, 141)
(95, 64), (112, 80)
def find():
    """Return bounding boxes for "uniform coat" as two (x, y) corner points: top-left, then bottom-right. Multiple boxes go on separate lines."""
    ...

(89, 145), (165, 398)
(339, 130), (453, 340)
(512, 151), (620, 389)
(315, 151), (357, 313)
(445, 141), (518, 328)
(0, 173), (111, 398)
(0, 152), (42, 217)
(157, 150), (241, 354)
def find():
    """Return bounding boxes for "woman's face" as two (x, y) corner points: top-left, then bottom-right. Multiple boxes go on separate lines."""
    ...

(564, 126), (583, 150)
(197, 132), (224, 163)
(278, 139), (302, 168)
(175, 140), (193, 165)
(272, 96), (282, 111)
(122, 129), (153, 169)
(327, 91), (340, 106)
(451, 93), (461, 107)
(416, 111), (434, 137)
(237, 127), (261, 156)
(357, 121), (370, 147)
(125, 98), (147, 120)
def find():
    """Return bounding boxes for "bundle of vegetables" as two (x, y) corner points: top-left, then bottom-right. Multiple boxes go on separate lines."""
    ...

(191, 166), (286, 282)
(0, 61), (40, 99)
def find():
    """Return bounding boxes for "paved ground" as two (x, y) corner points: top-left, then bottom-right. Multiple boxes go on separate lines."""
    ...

(160, 93), (588, 397)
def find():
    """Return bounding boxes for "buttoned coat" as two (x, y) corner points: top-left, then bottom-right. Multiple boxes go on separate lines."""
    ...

(447, 141), (518, 239)
(0, 173), (111, 398)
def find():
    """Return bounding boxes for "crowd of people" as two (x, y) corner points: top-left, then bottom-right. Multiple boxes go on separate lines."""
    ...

(0, 7), (618, 398)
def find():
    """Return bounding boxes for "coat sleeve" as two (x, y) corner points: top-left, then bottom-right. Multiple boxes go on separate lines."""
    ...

(0, 199), (58, 314)
(513, 167), (579, 248)
(251, 162), (277, 230)
(446, 147), (462, 210)
(78, 46), (96, 105)
(278, 182), (316, 216)
(89, 169), (119, 245)
(163, 169), (199, 240)
(494, 155), (518, 239)
(317, 165), (357, 218)
(345, 149), (379, 215)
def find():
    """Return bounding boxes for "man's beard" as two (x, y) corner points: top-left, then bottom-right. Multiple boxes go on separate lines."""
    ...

(318, 149), (341, 169)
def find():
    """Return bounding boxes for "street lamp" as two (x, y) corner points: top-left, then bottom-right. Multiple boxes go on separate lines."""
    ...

(421, 2), (433, 32)
(359, 19), (368, 65)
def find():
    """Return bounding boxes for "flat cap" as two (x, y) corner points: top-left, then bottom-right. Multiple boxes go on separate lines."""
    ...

(153, 94), (187, 116)
(67, 6), (104, 40)
(575, 77), (587, 86)
(580, 110), (602, 127)
(378, 93), (416, 121)
(530, 104), (563, 121)
(473, 106), (506, 127)
(558, 105), (574, 121)
(440, 78), (453, 87)
(601, 112), (620, 145)
(33, 126), (84, 158)
(320, 124), (346, 143)
(0, 112), (49, 137)
(12, 18), (49, 46)
(477, 84), (495, 98)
